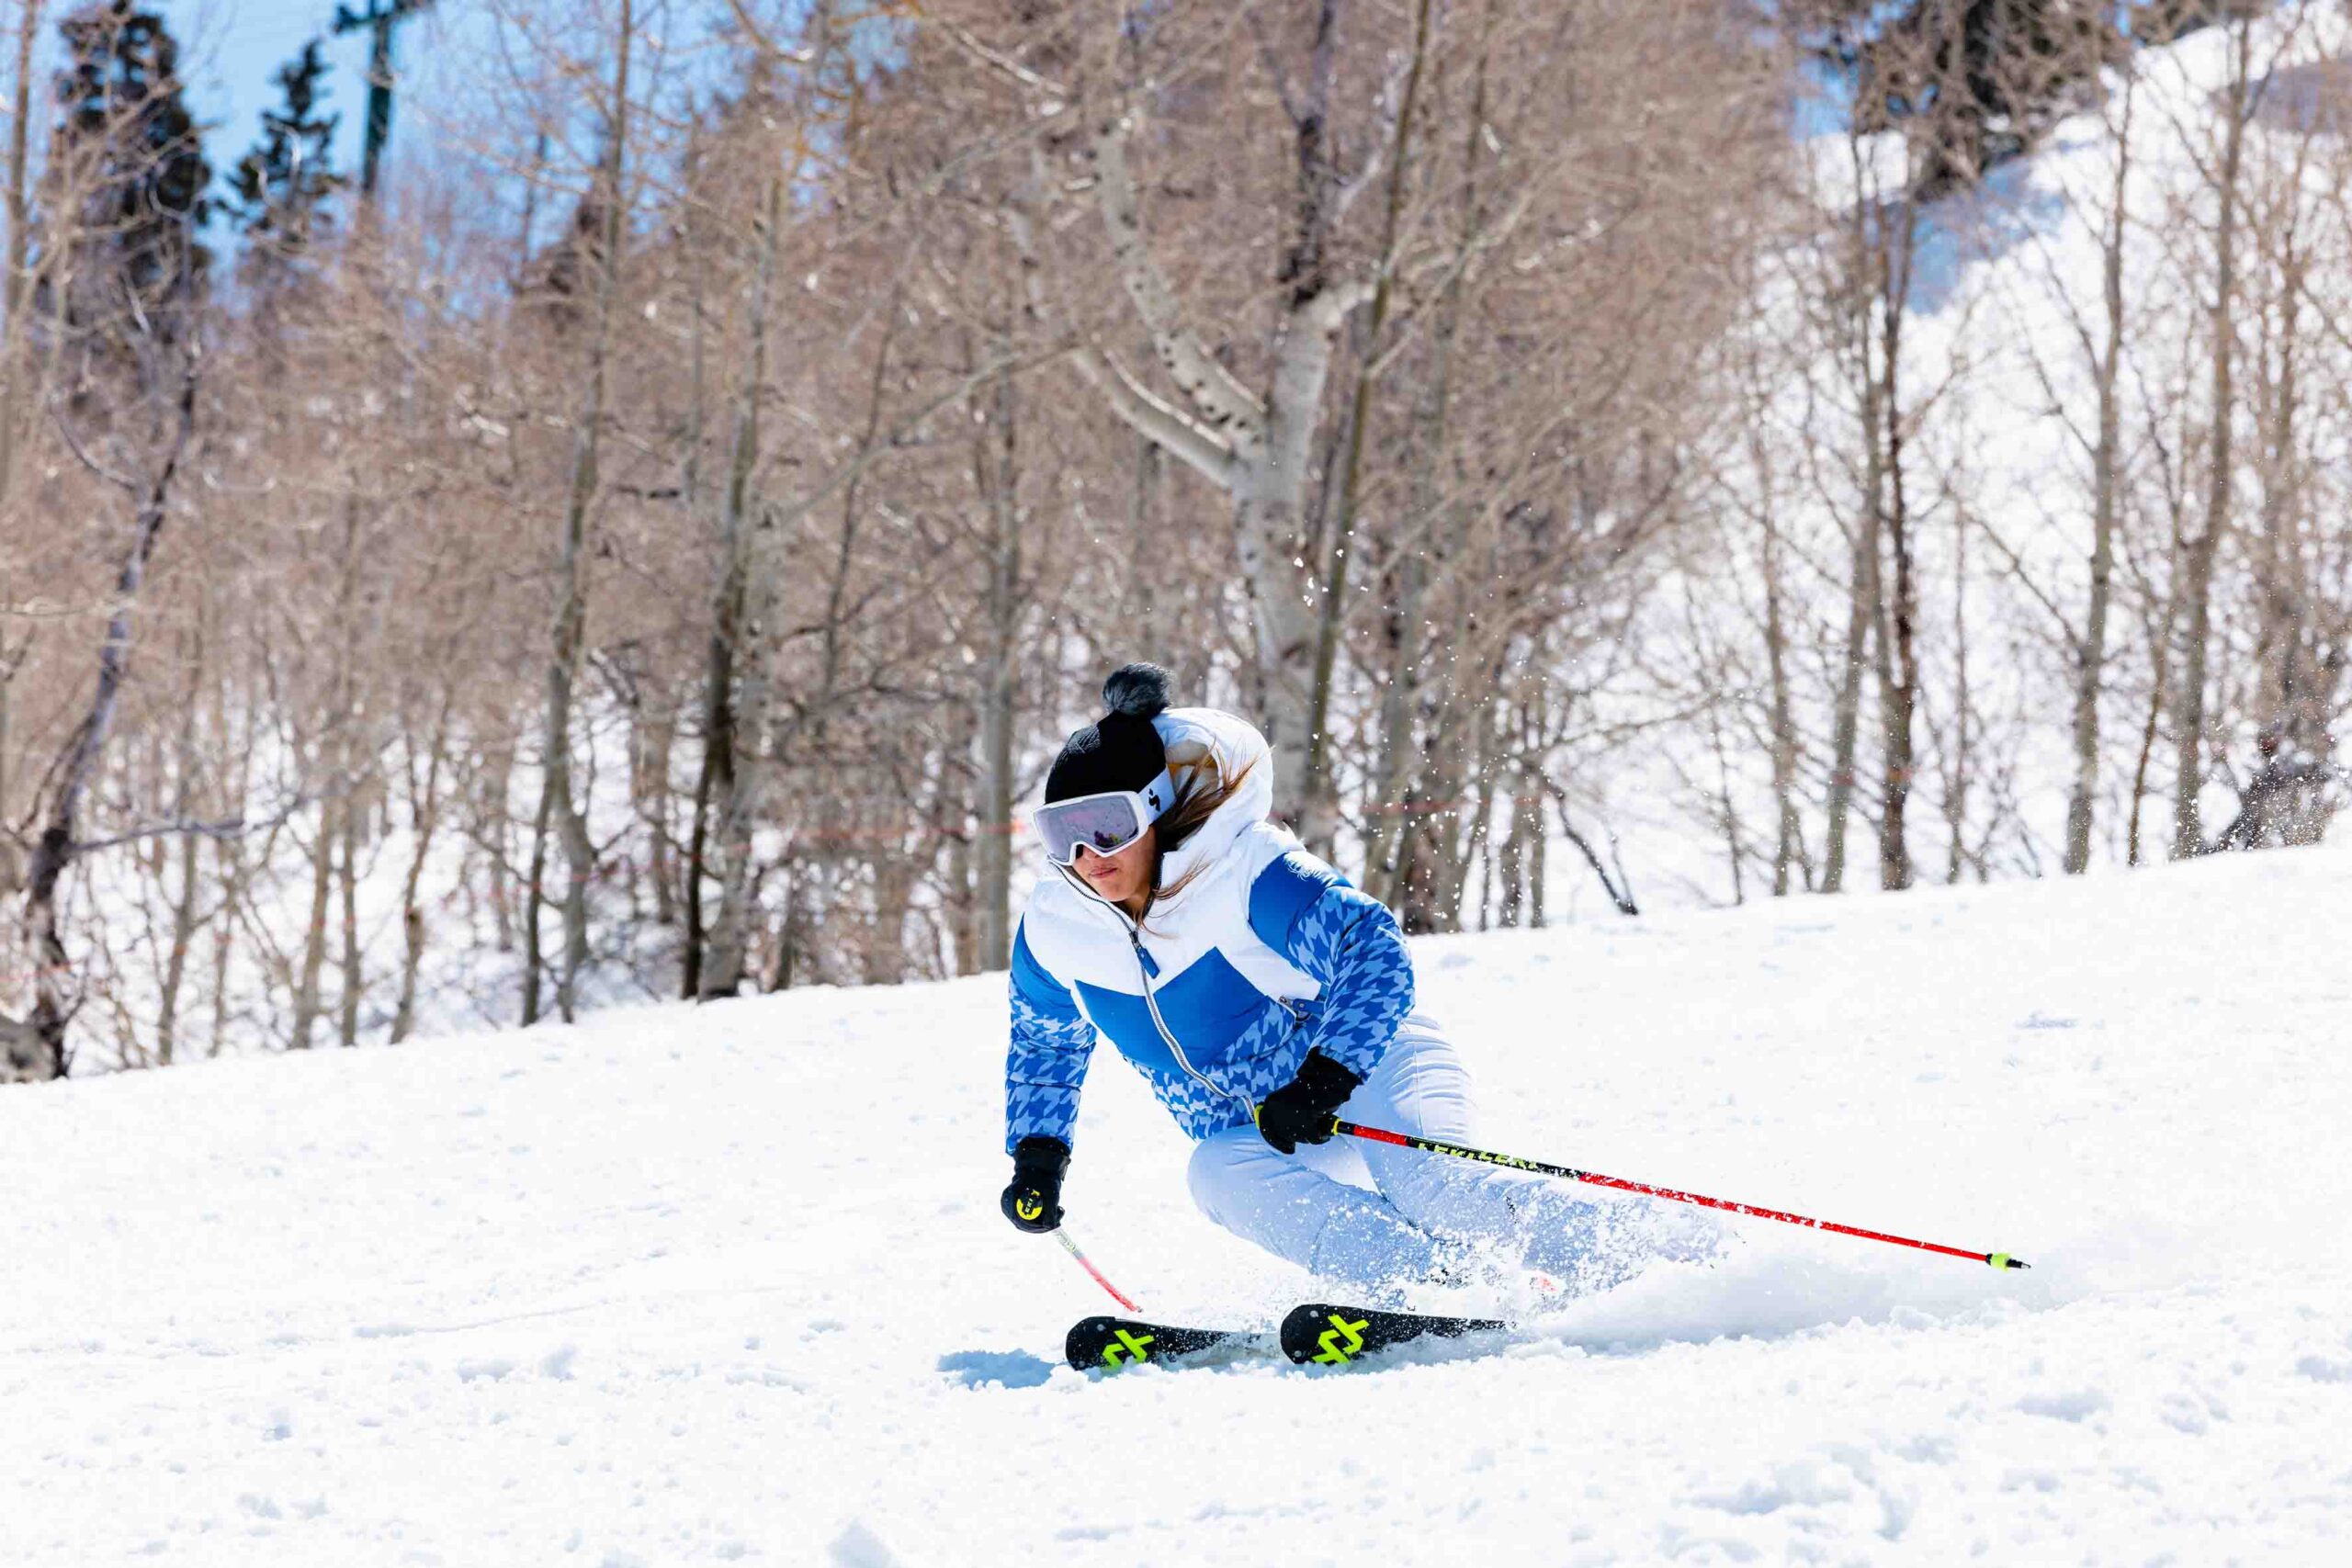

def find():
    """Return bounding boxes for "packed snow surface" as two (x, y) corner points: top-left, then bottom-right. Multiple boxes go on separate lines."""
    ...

(6, 844), (2352, 1565)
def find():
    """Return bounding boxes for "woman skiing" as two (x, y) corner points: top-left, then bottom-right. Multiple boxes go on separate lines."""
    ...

(998, 663), (1713, 1295)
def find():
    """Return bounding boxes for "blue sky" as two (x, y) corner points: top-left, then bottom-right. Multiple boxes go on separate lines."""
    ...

(155, 0), (697, 234)
(164, 1), (376, 181)
(161, 0), (513, 205)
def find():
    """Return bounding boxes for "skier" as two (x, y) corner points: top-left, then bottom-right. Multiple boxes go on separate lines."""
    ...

(998, 662), (1715, 1297)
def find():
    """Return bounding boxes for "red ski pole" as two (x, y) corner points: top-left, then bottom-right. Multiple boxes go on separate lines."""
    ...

(1055, 1229), (1141, 1311)
(1332, 1120), (2030, 1270)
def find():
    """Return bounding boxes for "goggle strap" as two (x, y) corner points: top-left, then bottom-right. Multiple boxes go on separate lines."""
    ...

(1136, 768), (1178, 823)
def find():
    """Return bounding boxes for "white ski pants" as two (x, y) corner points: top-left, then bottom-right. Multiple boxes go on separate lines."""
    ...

(1185, 1018), (1716, 1292)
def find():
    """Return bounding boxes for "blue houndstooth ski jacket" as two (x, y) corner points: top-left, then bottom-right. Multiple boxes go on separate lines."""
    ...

(1004, 707), (1415, 1151)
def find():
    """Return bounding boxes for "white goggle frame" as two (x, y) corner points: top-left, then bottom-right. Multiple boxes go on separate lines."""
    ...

(1033, 769), (1178, 864)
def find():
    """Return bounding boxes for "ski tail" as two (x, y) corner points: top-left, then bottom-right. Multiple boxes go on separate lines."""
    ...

(1278, 1303), (1508, 1367)
(1064, 1315), (1251, 1371)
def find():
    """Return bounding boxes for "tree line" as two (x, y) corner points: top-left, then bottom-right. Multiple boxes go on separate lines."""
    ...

(0, 0), (2342, 1079)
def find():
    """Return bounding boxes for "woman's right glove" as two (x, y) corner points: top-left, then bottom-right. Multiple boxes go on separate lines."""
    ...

(999, 1136), (1070, 1233)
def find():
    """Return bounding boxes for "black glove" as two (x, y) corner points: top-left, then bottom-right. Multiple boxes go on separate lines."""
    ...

(1253, 1050), (1363, 1156)
(1000, 1136), (1070, 1234)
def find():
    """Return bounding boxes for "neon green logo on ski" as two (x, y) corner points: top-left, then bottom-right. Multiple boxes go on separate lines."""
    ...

(1313, 1314), (1368, 1365)
(1103, 1329), (1154, 1368)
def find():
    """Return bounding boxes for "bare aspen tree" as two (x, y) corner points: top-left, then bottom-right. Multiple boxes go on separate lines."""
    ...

(150, 612), (204, 1063)
(0, 0), (40, 855)
(2120, 351), (2197, 868)
(1747, 334), (1808, 896)
(6, 0), (206, 1078)
(537, 0), (633, 1021)
(697, 174), (784, 1001)
(1297, 0), (1435, 857)
(390, 681), (453, 1043)
(289, 789), (334, 1047)
(2066, 70), (2138, 874)
(13, 367), (200, 1074)
(2171, 15), (2253, 859)
(1873, 184), (1920, 894)
(1363, 9), (1490, 908)
(994, 3), (1389, 823)
(1819, 122), (1885, 897)
(683, 14), (825, 1000)
(0, 0), (40, 508)
(972, 350), (1021, 973)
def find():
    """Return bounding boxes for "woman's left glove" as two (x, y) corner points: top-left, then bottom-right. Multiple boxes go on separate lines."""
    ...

(1000, 1136), (1070, 1233)
(1253, 1050), (1363, 1155)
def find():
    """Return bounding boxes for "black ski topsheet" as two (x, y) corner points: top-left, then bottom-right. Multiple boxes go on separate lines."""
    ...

(1068, 1303), (1510, 1372)
(1065, 1315), (1251, 1371)
(1278, 1303), (1508, 1366)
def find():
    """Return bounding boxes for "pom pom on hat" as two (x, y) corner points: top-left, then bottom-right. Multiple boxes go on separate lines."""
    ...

(1102, 662), (1171, 718)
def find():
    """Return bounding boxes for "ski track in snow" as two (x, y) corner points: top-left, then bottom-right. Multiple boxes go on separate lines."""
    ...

(5, 841), (2351, 1565)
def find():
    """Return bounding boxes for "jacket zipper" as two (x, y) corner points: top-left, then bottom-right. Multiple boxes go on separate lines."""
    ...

(1052, 862), (1249, 1109)
(1125, 926), (1248, 1109)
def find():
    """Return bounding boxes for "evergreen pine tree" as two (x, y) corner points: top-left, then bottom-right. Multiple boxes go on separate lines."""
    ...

(224, 39), (343, 266)
(1815, 1), (2121, 197)
(40, 0), (210, 373)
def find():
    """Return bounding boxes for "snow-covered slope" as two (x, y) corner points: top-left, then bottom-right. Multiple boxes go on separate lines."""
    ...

(6, 843), (2351, 1565)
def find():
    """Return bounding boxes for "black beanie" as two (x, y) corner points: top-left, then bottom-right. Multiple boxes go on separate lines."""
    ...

(1045, 663), (1172, 804)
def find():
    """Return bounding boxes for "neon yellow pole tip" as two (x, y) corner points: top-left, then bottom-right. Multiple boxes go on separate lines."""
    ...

(1987, 1252), (2030, 1270)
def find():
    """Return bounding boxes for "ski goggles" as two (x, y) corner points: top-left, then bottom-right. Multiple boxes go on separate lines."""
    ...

(1032, 770), (1179, 864)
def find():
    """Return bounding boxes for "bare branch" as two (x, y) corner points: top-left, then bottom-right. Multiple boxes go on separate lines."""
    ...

(924, 10), (1069, 99)
(74, 795), (307, 855)
(48, 408), (141, 494)
(1077, 344), (1239, 486)
(1090, 111), (1267, 439)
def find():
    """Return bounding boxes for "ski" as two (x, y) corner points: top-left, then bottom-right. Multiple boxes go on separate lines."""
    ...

(1278, 1303), (1508, 1367)
(1069, 1303), (1510, 1372)
(1064, 1314), (1260, 1371)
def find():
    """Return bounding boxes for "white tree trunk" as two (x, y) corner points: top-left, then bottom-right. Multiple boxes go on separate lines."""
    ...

(540, 0), (634, 1019)
(975, 356), (1020, 973)
(1016, 109), (1374, 822)
(2173, 20), (2249, 860)
(2066, 77), (2134, 875)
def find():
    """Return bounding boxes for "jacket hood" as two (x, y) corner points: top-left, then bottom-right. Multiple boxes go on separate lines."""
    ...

(1151, 706), (1275, 899)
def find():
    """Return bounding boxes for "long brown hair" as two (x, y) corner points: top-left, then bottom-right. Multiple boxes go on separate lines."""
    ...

(1148, 755), (1259, 913)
